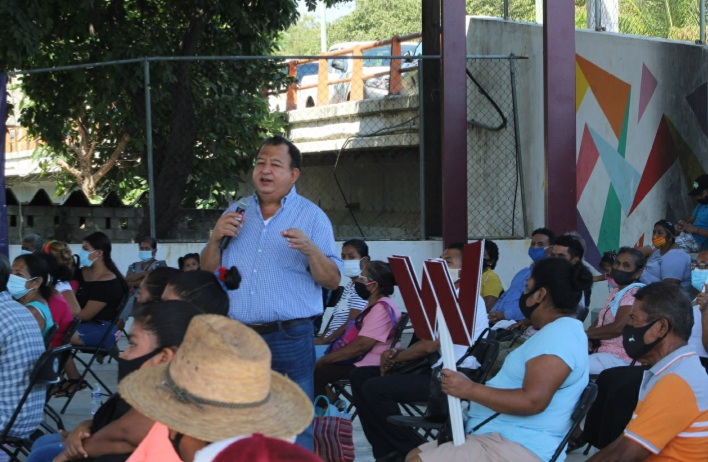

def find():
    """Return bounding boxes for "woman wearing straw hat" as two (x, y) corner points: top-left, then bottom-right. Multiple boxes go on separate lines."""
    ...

(119, 315), (315, 462)
(27, 301), (203, 462)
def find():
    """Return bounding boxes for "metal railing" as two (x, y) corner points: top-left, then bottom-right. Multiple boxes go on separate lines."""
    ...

(276, 32), (423, 110)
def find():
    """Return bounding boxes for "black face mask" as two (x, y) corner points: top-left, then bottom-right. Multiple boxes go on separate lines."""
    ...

(697, 198), (708, 205)
(117, 349), (161, 382)
(610, 268), (637, 287)
(483, 258), (492, 268)
(169, 432), (184, 457)
(519, 288), (541, 320)
(354, 282), (372, 301)
(622, 318), (669, 361)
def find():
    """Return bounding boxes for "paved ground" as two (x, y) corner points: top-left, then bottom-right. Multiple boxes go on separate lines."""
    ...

(45, 337), (597, 461)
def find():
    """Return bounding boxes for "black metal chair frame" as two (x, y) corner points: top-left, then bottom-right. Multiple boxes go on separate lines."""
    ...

(59, 297), (128, 414)
(550, 382), (598, 462)
(387, 329), (501, 439)
(0, 344), (73, 462)
(329, 312), (411, 421)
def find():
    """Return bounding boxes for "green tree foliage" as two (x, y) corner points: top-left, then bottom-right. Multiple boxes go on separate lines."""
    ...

(2, 1), (305, 237)
(327, 0), (422, 44)
(619, 0), (700, 40)
(277, 14), (323, 56)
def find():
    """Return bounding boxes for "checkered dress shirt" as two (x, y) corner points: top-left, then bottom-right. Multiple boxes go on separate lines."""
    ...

(0, 291), (46, 438)
(222, 186), (342, 324)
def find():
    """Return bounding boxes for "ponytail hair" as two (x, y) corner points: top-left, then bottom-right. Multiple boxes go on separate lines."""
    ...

(531, 258), (593, 313)
(164, 268), (240, 316)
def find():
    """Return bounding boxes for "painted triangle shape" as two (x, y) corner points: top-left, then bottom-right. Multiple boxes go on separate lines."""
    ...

(686, 82), (707, 138)
(638, 63), (658, 123)
(577, 124), (600, 202)
(629, 115), (678, 215)
(590, 127), (641, 215)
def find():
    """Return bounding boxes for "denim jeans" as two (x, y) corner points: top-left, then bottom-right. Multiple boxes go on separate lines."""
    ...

(261, 320), (315, 450)
(26, 433), (64, 462)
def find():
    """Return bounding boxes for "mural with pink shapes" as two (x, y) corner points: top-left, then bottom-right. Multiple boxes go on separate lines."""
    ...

(575, 45), (706, 269)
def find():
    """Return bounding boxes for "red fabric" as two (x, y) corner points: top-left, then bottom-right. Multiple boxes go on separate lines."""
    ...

(313, 416), (355, 462)
(47, 294), (73, 348)
(213, 433), (322, 462)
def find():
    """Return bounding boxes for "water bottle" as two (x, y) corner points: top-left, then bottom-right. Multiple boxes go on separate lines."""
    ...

(90, 383), (102, 415)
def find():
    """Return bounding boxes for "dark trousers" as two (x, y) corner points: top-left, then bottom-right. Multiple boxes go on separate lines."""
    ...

(584, 365), (645, 449)
(350, 366), (430, 459)
(314, 362), (356, 398)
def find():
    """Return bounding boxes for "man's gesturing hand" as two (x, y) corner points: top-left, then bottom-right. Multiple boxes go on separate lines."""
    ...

(281, 228), (316, 256)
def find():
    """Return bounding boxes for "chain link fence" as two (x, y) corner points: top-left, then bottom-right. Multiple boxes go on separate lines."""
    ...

(466, 57), (526, 239)
(6, 50), (527, 243)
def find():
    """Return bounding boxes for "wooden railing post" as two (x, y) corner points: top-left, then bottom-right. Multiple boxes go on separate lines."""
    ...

(317, 58), (329, 106)
(350, 46), (364, 101)
(286, 60), (297, 111)
(389, 36), (403, 95)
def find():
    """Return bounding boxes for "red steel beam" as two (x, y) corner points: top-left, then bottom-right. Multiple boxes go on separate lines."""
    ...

(543, 0), (577, 234)
(441, 0), (468, 246)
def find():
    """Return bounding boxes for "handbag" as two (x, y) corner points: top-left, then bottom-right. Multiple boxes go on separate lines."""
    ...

(324, 300), (397, 365)
(313, 395), (355, 462)
(388, 351), (440, 375)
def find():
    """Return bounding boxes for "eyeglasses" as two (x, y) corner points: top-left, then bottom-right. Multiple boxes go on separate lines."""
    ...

(357, 275), (374, 283)
(691, 262), (708, 270)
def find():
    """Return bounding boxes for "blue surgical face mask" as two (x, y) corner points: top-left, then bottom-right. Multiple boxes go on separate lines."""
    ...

(691, 269), (708, 292)
(7, 274), (35, 299)
(528, 247), (546, 262)
(79, 249), (98, 268)
(138, 250), (153, 262)
(19, 249), (32, 256)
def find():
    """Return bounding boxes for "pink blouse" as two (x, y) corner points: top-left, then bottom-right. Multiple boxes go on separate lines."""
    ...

(595, 287), (639, 362)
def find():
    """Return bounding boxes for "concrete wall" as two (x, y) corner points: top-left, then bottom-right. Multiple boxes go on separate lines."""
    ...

(467, 17), (708, 267)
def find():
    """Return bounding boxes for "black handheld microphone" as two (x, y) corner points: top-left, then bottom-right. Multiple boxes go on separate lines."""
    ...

(219, 198), (249, 251)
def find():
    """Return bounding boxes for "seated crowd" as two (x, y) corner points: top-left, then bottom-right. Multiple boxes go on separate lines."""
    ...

(4, 181), (708, 462)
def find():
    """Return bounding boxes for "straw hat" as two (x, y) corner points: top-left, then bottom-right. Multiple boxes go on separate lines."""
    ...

(119, 315), (313, 442)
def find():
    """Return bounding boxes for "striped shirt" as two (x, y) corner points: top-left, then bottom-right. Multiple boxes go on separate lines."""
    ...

(324, 280), (367, 337)
(222, 186), (342, 324)
(624, 345), (708, 460)
(0, 291), (46, 438)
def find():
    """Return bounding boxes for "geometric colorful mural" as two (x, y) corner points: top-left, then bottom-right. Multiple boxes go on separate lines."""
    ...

(576, 53), (707, 270)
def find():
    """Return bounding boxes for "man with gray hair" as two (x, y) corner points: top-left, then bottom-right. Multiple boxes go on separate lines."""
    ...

(21, 233), (43, 254)
(588, 282), (708, 461)
(0, 254), (46, 439)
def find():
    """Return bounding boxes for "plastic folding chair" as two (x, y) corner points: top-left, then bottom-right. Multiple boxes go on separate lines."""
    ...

(0, 344), (72, 462)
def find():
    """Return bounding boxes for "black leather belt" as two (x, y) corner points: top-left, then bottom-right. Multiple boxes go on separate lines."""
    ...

(247, 317), (313, 335)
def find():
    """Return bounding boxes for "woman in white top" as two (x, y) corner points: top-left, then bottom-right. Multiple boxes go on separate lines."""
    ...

(314, 239), (369, 353)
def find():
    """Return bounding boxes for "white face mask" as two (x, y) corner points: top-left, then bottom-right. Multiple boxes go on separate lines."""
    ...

(449, 268), (461, 281)
(342, 259), (362, 278)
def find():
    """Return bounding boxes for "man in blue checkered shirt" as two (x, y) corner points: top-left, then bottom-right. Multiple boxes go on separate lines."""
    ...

(202, 136), (342, 450)
(0, 253), (46, 439)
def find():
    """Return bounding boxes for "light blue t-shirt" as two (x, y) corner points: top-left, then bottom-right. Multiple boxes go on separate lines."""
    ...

(692, 204), (708, 247)
(640, 248), (692, 292)
(490, 266), (530, 321)
(465, 316), (589, 462)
